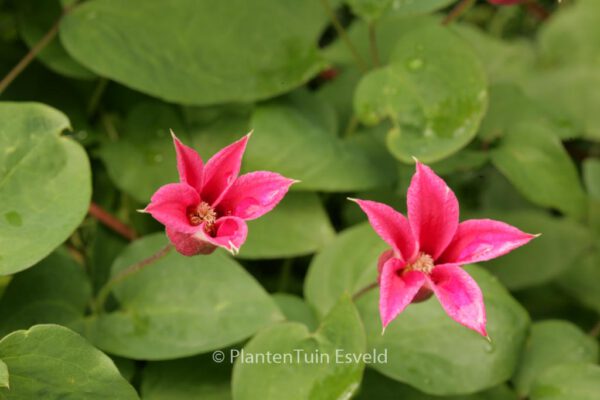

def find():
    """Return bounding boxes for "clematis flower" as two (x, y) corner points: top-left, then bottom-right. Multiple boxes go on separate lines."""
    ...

(143, 131), (296, 256)
(351, 162), (537, 337)
(488, 0), (524, 5)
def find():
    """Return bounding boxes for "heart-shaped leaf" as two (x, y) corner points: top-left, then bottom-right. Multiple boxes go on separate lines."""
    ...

(60, 0), (328, 105)
(530, 363), (600, 400)
(0, 324), (138, 399)
(0, 102), (91, 275)
(232, 296), (366, 400)
(354, 22), (487, 162)
(84, 234), (282, 360)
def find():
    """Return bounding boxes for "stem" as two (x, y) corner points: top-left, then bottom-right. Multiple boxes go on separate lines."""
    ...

(88, 202), (138, 241)
(525, 0), (549, 21)
(278, 259), (293, 292)
(87, 78), (109, 117)
(368, 22), (380, 67)
(442, 0), (476, 25)
(589, 320), (600, 338)
(0, 2), (79, 94)
(319, 0), (368, 73)
(94, 244), (173, 312)
(343, 115), (359, 137)
(352, 281), (378, 301)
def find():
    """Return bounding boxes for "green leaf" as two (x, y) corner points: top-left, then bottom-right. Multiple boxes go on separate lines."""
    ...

(232, 296), (366, 400)
(60, 0), (327, 105)
(0, 360), (8, 389)
(238, 193), (335, 259)
(345, 0), (393, 22)
(530, 363), (600, 400)
(512, 320), (599, 397)
(84, 234), (282, 360)
(272, 293), (319, 331)
(142, 354), (231, 400)
(0, 249), (91, 336)
(305, 225), (530, 395)
(491, 124), (587, 219)
(356, 370), (518, 400)
(386, 0), (454, 17)
(192, 101), (397, 191)
(538, 0), (600, 68)
(523, 67), (600, 141)
(583, 158), (600, 199)
(305, 223), (387, 318)
(15, 0), (94, 79)
(0, 324), (138, 399)
(98, 102), (187, 203)
(478, 210), (593, 290)
(354, 22), (487, 163)
(479, 83), (576, 142)
(557, 245), (600, 314)
(0, 102), (91, 275)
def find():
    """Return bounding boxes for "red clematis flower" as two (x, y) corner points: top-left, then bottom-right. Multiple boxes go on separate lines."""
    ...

(144, 131), (296, 256)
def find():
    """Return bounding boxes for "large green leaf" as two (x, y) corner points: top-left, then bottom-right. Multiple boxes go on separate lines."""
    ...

(354, 22), (487, 162)
(583, 158), (600, 199)
(83, 234), (282, 360)
(530, 363), (600, 400)
(512, 320), (599, 397)
(491, 124), (587, 219)
(142, 354), (231, 400)
(98, 102), (187, 204)
(0, 102), (91, 275)
(272, 293), (319, 331)
(60, 0), (327, 105)
(15, 0), (94, 79)
(0, 249), (91, 336)
(232, 296), (366, 400)
(345, 0), (452, 21)
(305, 224), (530, 395)
(238, 193), (335, 259)
(192, 101), (397, 191)
(0, 360), (7, 390)
(0, 324), (138, 399)
(479, 210), (593, 290)
(356, 370), (518, 400)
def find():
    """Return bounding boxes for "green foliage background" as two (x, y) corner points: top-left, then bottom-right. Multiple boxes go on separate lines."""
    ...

(0, 0), (599, 398)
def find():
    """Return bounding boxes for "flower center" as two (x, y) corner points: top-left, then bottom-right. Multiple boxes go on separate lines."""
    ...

(188, 201), (217, 232)
(405, 252), (435, 274)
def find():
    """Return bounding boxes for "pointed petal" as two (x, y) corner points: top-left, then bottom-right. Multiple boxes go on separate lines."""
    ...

(218, 171), (296, 220)
(428, 265), (487, 336)
(197, 216), (248, 255)
(172, 131), (204, 193)
(407, 162), (459, 260)
(201, 134), (250, 206)
(379, 258), (427, 328)
(438, 219), (537, 265)
(352, 199), (418, 263)
(145, 183), (200, 234)
(166, 228), (216, 256)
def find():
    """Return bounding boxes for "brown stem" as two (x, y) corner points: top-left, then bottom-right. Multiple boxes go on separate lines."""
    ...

(0, 2), (79, 94)
(525, 0), (549, 21)
(352, 281), (378, 301)
(368, 22), (380, 67)
(93, 244), (173, 312)
(319, 0), (368, 73)
(88, 202), (138, 241)
(442, 0), (476, 25)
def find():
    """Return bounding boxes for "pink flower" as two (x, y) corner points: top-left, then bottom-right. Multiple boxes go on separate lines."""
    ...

(488, 0), (524, 5)
(144, 131), (296, 256)
(351, 162), (537, 337)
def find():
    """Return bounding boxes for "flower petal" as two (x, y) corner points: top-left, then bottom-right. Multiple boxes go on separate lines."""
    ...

(428, 265), (487, 337)
(352, 199), (418, 263)
(201, 133), (250, 206)
(197, 216), (248, 255)
(379, 257), (427, 328)
(172, 131), (204, 193)
(438, 219), (537, 265)
(166, 228), (217, 256)
(145, 183), (200, 234)
(407, 162), (459, 260)
(218, 171), (296, 220)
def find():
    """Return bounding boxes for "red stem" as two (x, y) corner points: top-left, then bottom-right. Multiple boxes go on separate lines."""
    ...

(88, 202), (137, 241)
